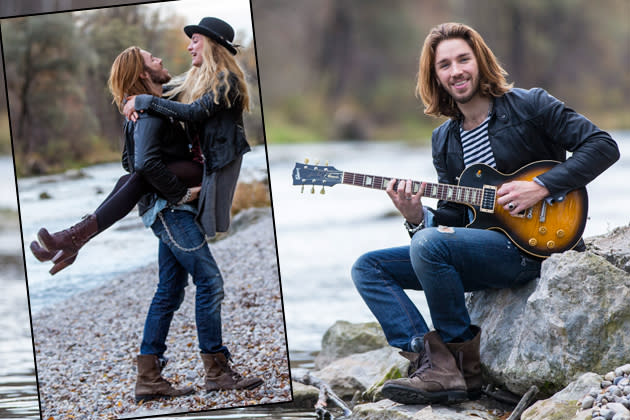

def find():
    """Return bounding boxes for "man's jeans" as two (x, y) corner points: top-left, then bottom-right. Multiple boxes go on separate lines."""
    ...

(140, 209), (228, 357)
(351, 227), (541, 351)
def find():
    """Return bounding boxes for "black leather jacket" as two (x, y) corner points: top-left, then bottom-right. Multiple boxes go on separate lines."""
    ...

(430, 87), (620, 227)
(121, 113), (191, 214)
(134, 72), (251, 174)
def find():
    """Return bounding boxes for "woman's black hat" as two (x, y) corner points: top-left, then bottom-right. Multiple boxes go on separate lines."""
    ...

(184, 17), (237, 55)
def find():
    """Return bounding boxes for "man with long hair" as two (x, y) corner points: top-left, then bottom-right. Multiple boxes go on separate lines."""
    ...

(352, 22), (619, 405)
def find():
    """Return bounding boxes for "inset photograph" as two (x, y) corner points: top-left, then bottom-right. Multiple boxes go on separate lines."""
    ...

(2, 0), (291, 418)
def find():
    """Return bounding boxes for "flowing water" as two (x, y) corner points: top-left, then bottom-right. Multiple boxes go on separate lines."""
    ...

(0, 156), (39, 419)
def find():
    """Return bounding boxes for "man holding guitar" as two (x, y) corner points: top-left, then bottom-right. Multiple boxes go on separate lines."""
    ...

(350, 23), (619, 405)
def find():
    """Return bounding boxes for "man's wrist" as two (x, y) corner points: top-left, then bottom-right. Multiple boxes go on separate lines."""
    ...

(404, 218), (425, 235)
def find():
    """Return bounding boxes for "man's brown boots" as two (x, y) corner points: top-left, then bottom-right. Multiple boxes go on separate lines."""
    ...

(200, 352), (263, 391)
(381, 331), (467, 405)
(446, 325), (482, 399)
(134, 354), (194, 403)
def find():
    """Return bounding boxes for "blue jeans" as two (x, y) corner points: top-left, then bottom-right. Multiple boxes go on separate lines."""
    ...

(351, 227), (541, 351)
(140, 209), (229, 357)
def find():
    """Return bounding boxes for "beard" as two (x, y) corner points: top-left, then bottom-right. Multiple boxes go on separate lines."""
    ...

(449, 78), (479, 105)
(148, 67), (171, 85)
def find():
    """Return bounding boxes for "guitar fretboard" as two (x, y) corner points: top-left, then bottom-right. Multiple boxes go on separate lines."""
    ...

(342, 171), (489, 207)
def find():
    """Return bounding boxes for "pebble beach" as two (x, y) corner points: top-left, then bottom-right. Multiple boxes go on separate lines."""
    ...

(31, 208), (292, 419)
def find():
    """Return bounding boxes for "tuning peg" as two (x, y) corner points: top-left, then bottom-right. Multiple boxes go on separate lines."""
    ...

(310, 186), (315, 194)
(320, 186), (325, 194)
(300, 184), (304, 193)
(325, 160), (329, 166)
(304, 158), (309, 164)
(315, 160), (320, 165)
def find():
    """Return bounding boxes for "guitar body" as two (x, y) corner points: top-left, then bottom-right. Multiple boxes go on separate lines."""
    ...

(459, 161), (588, 258)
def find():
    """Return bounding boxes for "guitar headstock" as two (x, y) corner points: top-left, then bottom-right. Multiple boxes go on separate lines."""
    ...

(292, 160), (343, 193)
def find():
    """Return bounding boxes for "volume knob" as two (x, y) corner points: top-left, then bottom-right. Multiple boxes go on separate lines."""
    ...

(556, 229), (565, 238)
(529, 238), (538, 247)
(547, 241), (556, 249)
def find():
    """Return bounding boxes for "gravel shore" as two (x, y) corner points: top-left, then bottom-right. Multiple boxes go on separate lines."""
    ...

(32, 208), (292, 419)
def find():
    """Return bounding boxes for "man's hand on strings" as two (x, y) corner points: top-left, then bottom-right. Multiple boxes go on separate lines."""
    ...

(386, 179), (426, 225)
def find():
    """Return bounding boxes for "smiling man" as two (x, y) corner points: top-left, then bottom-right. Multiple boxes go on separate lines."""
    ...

(351, 22), (619, 405)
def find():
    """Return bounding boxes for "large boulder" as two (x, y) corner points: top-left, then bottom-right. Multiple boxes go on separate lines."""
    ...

(587, 224), (630, 273)
(315, 320), (389, 369)
(468, 243), (630, 396)
(312, 346), (407, 399)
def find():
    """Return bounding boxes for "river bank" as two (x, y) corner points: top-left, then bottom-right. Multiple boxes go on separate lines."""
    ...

(31, 208), (292, 419)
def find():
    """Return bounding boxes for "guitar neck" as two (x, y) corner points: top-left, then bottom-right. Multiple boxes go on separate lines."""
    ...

(341, 171), (485, 206)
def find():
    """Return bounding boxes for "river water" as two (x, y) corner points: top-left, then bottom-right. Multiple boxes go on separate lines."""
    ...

(0, 156), (39, 419)
(1, 133), (629, 419)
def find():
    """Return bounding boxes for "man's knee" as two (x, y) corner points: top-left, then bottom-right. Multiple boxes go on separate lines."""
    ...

(410, 227), (447, 262)
(351, 251), (378, 289)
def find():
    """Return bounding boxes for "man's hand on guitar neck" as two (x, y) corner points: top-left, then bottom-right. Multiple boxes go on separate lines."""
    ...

(497, 180), (550, 216)
(386, 179), (426, 225)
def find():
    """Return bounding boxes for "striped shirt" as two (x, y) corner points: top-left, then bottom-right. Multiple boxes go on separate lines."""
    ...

(460, 116), (496, 168)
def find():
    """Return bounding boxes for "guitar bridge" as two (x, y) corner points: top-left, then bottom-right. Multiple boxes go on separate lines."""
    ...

(480, 185), (497, 213)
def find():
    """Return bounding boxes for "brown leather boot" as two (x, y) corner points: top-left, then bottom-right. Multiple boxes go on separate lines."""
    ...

(446, 325), (482, 400)
(29, 241), (77, 275)
(381, 331), (467, 405)
(134, 354), (194, 403)
(200, 352), (263, 391)
(37, 214), (98, 267)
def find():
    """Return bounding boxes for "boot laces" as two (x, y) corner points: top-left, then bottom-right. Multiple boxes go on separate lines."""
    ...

(410, 343), (432, 378)
(217, 355), (244, 381)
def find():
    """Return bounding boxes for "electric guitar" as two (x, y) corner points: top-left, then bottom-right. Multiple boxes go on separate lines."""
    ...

(291, 160), (588, 258)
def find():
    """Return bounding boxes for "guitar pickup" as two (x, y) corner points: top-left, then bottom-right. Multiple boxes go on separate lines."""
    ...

(480, 185), (497, 213)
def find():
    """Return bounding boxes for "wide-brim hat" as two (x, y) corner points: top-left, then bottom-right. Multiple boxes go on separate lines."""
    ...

(184, 17), (237, 55)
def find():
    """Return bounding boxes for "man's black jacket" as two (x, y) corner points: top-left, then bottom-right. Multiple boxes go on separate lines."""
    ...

(121, 113), (191, 215)
(430, 87), (620, 227)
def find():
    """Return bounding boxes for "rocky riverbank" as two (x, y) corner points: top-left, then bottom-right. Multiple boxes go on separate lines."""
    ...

(32, 208), (292, 419)
(290, 224), (630, 419)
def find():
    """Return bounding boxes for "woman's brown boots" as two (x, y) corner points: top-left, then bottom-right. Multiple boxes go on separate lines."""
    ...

(29, 214), (98, 275)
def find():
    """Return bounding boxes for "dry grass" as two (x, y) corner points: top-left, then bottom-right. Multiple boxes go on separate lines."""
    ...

(231, 180), (271, 215)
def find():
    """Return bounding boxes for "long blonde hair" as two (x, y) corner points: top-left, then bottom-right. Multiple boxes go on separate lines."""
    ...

(108, 46), (153, 113)
(167, 35), (249, 111)
(417, 23), (512, 118)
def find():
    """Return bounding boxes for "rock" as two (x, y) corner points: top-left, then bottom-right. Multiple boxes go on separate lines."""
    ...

(467, 248), (630, 396)
(586, 224), (630, 273)
(286, 381), (319, 408)
(312, 346), (407, 399)
(63, 168), (88, 180)
(521, 373), (601, 420)
(315, 321), (389, 369)
(351, 399), (507, 419)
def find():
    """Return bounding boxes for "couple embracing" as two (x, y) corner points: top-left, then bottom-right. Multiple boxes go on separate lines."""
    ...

(30, 17), (263, 402)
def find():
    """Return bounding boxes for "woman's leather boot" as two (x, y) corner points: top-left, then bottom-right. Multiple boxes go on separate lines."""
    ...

(29, 241), (77, 275)
(200, 352), (263, 392)
(446, 325), (482, 399)
(134, 354), (194, 403)
(37, 214), (98, 265)
(381, 331), (467, 405)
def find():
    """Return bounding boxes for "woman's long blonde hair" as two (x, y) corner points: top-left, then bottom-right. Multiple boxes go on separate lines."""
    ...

(417, 23), (512, 118)
(108, 46), (154, 113)
(167, 35), (249, 111)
